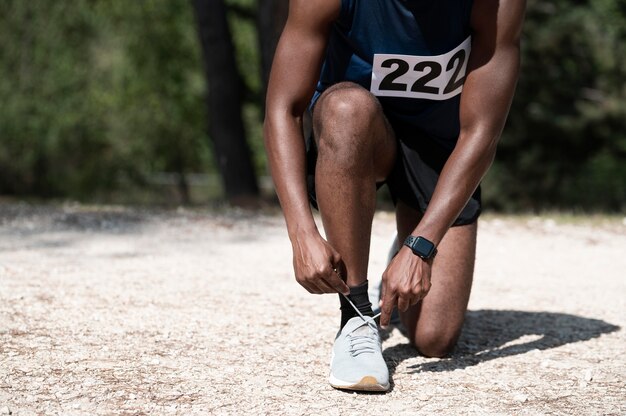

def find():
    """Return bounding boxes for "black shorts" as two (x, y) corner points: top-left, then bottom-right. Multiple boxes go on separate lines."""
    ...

(306, 129), (481, 226)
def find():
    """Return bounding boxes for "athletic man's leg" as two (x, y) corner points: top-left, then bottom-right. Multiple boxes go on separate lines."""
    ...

(313, 82), (396, 391)
(312, 82), (396, 288)
(395, 201), (477, 357)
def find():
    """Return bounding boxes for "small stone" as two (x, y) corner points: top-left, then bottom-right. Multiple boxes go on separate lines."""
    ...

(83, 378), (96, 386)
(0, 406), (12, 415)
(151, 358), (161, 365)
(584, 369), (593, 382)
(129, 393), (137, 400)
(417, 393), (431, 401)
(513, 393), (528, 403)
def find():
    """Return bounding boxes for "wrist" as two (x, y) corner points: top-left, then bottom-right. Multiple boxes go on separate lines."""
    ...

(403, 235), (438, 260)
(287, 220), (319, 243)
(410, 217), (447, 247)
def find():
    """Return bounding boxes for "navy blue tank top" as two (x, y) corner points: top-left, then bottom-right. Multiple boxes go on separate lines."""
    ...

(313, 0), (473, 150)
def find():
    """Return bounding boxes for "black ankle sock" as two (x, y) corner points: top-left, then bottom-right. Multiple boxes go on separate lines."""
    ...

(339, 280), (374, 329)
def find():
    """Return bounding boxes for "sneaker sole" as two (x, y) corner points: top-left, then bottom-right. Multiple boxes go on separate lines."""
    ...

(329, 351), (390, 392)
(329, 374), (390, 392)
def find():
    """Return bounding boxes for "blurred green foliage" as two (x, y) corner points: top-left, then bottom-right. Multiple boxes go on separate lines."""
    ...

(483, 0), (626, 211)
(0, 0), (214, 201)
(0, 0), (624, 210)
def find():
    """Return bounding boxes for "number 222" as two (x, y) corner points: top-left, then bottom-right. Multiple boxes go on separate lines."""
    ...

(379, 49), (467, 95)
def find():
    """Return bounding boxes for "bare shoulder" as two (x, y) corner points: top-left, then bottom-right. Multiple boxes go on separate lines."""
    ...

(470, 0), (526, 42)
(287, 0), (341, 30)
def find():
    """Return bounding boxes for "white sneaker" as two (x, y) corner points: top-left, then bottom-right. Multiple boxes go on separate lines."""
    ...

(329, 315), (390, 392)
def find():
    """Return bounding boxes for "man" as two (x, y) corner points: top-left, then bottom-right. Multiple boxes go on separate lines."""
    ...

(264, 0), (525, 392)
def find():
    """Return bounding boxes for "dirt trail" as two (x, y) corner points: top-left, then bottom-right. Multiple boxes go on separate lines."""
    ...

(1, 203), (624, 415)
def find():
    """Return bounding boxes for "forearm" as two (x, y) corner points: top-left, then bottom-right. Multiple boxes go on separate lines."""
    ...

(412, 1), (525, 244)
(413, 134), (497, 245)
(264, 113), (318, 241)
(262, 0), (339, 242)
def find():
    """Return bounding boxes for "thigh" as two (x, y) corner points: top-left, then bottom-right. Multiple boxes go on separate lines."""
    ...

(396, 201), (477, 356)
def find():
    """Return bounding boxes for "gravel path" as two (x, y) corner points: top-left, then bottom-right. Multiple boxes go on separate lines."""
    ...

(1, 203), (624, 415)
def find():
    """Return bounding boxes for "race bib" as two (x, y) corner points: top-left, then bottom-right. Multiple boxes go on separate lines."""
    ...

(370, 36), (471, 100)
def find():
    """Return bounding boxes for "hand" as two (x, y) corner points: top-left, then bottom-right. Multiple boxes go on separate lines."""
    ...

(291, 230), (350, 295)
(379, 246), (433, 327)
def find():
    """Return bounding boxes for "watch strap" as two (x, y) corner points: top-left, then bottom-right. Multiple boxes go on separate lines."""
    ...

(404, 235), (419, 249)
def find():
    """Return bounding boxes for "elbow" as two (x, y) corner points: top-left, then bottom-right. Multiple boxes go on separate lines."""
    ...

(263, 107), (304, 153)
(263, 110), (283, 148)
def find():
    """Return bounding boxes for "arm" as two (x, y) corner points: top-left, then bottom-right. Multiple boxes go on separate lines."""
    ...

(414, 0), (526, 243)
(380, 0), (527, 326)
(264, 0), (349, 295)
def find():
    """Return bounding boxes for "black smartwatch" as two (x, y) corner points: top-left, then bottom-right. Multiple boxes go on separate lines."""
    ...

(403, 235), (437, 260)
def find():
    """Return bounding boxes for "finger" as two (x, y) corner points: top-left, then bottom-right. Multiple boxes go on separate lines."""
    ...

(330, 248), (342, 268)
(312, 277), (336, 294)
(379, 296), (396, 328)
(424, 279), (432, 296)
(409, 293), (421, 306)
(329, 248), (349, 294)
(299, 279), (323, 295)
(397, 295), (410, 312)
(415, 281), (431, 301)
(328, 269), (350, 295)
(380, 283), (396, 328)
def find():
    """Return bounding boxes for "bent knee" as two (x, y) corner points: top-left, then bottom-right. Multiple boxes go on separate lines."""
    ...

(314, 82), (381, 131)
(411, 327), (461, 358)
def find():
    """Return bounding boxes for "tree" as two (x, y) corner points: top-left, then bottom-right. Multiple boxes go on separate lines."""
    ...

(192, 0), (259, 203)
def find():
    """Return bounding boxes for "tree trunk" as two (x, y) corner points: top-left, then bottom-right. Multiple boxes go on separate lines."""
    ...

(192, 0), (259, 202)
(257, 0), (288, 107)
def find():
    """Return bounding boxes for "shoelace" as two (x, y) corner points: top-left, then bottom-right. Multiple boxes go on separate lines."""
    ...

(341, 294), (382, 357)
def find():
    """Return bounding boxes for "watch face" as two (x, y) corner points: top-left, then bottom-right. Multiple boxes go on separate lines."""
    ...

(404, 235), (437, 259)
(414, 237), (435, 257)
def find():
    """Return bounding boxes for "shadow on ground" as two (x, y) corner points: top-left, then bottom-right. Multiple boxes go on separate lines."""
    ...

(383, 309), (620, 376)
(0, 203), (152, 232)
(0, 203), (156, 251)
